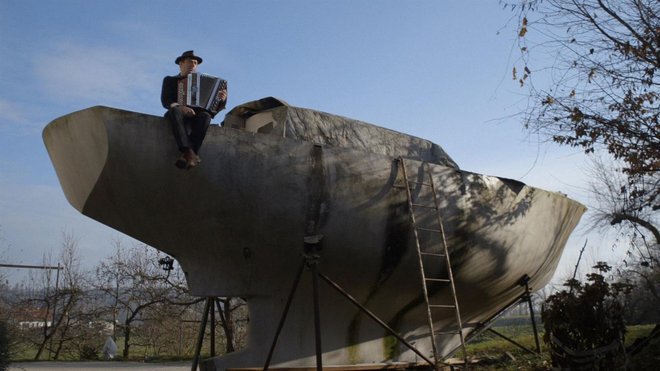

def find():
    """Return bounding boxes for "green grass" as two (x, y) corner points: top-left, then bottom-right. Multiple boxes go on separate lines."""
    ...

(9, 324), (658, 369)
(460, 324), (657, 370)
(625, 324), (655, 345)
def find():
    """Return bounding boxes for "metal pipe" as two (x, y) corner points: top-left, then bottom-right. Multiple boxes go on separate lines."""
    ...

(311, 261), (323, 371)
(210, 297), (216, 357)
(487, 328), (538, 355)
(0, 263), (63, 270)
(191, 297), (212, 371)
(46, 263), (62, 360)
(524, 288), (541, 353)
(318, 272), (436, 367)
(263, 259), (306, 371)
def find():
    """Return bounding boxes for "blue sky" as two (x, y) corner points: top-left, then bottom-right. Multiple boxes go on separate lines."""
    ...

(0, 0), (618, 284)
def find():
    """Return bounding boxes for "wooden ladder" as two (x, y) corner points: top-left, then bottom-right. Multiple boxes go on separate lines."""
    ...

(397, 157), (468, 369)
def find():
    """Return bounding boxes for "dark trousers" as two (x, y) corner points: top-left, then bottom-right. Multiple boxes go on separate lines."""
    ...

(165, 106), (211, 154)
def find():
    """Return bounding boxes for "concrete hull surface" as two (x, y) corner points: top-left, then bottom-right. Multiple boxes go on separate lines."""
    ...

(43, 100), (585, 370)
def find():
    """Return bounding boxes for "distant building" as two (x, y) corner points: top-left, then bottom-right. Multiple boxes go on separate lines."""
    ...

(16, 307), (52, 330)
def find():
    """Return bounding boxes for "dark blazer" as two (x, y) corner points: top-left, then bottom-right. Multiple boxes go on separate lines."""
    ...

(161, 75), (184, 109)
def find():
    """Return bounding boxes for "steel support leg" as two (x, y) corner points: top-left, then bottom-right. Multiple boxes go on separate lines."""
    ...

(487, 328), (538, 355)
(524, 290), (541, 353)
(318, 272), (437, 368)
(263, 259), (306, 371)
(310, 260), (323, 371)
(191, 297), (212, 371)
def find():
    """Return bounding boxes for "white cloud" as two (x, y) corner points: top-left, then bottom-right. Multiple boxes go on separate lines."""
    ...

(33, 42), (159, 108)
(0, 99), (28, 125)
(0, 98), (50, 137)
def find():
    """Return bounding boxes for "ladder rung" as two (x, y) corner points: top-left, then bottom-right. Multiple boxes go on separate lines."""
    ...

(411, 203), (436, 209)
(435, 330), (461, 335)
(420, 252), (445, 257)
(408, 180), (432, 187)
(416, 227), (441, 233)
(429, 304), (456, 309)
(425, 278), (451, 283)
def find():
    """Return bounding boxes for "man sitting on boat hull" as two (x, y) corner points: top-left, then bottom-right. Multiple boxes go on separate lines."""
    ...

(161, 50), (227, 169)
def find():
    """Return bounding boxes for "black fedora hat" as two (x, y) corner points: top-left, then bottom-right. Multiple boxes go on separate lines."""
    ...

(175, 50), (203, 65)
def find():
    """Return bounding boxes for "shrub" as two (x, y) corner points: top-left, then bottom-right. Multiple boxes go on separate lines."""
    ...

(0, 321), (9, 371)
(542, 262), (631, 369)
(79, 344), (99, 361)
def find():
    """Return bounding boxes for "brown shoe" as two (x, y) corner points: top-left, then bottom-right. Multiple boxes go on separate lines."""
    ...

(183, 149), (198, 169)
(175, 155), (187, 169)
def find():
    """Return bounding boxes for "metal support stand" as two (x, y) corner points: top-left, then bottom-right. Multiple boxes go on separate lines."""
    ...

(210, 297), (216, 357)
(518, 274), (541, 353)
(191, 297), (213, 371)
(318, 273), (436, 367)
(264, 260), (306, 369)
(264, 244), (438, 370)
(310, 256), (323, 371)
(466, 275), (543, 359)
(264, 243), (324, 371)
(486, 328), (538, 355)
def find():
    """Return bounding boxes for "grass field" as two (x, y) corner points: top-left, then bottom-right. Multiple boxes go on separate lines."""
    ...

(461, 323), (658, 370)
(9, 324), (658, 369)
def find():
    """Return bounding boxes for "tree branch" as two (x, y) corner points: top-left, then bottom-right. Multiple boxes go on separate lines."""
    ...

(610, 212), (660, 246)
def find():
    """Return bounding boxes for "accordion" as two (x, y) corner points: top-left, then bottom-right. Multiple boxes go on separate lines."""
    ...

(177, 73), (227, 115)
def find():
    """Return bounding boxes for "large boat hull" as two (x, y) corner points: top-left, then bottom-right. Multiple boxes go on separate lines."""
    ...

(43, 101), (585, 369)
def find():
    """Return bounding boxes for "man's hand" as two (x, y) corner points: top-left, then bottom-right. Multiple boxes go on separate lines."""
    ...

(217, 89), (227, 101)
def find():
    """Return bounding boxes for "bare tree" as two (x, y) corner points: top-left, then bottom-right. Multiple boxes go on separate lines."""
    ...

(27, 251), (59, 359)
(10, 231), (89, 360)
(615, 256), (660, 323)
(216, 297), (248, 354)
(39, 232), (89, 360)
(588, 157), (659, 249)
(48, 233), (97, 360)
(0, 226), (8, 287)
(0, 226), (11, 370)
(94, 241), (197, 359)
(506, 0), (659, 212)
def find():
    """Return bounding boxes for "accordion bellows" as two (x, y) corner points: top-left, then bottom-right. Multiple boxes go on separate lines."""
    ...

(177, 72), (227, 115)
